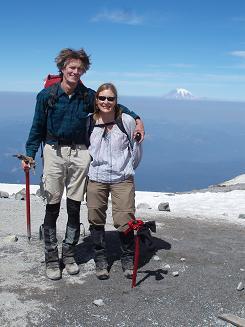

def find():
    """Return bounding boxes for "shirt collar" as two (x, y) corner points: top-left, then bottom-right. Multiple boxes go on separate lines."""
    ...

(57, 81), (82, 97)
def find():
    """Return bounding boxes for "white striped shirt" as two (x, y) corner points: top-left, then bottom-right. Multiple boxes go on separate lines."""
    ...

(88, 113), (142, 183)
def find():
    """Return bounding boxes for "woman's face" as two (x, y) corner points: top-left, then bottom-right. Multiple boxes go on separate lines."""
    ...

(96, 89), (116, 114)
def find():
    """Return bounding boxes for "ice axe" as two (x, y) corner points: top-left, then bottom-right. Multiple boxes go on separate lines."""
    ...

(124, 215), (156, 288)
(13, 154), (35, 241)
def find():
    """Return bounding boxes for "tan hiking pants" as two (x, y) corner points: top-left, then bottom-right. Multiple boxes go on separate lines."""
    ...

(86, 178), (135, 232)
(42, 144), (91, 204)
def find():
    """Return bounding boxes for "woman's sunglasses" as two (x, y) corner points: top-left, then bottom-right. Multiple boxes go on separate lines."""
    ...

(97, 96), (116, 102)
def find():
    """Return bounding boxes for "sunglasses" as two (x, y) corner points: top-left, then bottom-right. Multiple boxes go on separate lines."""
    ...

(97, 96), (116, 102)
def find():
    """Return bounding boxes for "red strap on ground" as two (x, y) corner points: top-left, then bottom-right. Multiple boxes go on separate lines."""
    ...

(124, 219), (144, 235)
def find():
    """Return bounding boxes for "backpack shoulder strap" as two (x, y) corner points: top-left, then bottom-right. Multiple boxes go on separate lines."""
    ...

(40, 83), (60, 156)
(87, 114), (96, 140)
(46, 83), (60, 111)
(88, 114), (133, 149)
(115, 115), (133, 150)
(77, 82), (92, 113)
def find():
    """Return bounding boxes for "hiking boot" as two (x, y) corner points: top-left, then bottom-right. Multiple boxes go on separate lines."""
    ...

(121, 259), (134, 279)
(124, 269), (133, 279)
(95, 259), (109, 280)
(89, 225), (109, 280)
(43, 225), (61, 280)
(62, 222), (80, 276)
(65, 262), (80, 275)
(96, 267), (109, 280)
(46, 263), (61, 280)
(119, 231), (135, 278)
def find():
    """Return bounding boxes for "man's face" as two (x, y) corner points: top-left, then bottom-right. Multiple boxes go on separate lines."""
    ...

(62, 59), (84, 85)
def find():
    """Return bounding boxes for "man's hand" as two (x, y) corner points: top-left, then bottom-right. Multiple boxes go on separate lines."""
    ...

(21, 156), (35, 170)
(134, 119), (145, 143)
(13, 154), (35, 170)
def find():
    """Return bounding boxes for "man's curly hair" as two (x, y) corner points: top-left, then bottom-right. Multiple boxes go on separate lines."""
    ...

(55, 48), (91, 74)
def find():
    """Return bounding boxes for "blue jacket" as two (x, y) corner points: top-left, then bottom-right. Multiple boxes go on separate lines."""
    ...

(25, 83), (139, 159)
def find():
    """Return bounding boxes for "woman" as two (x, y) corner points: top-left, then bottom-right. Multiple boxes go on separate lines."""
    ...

(86, 83), (142, 280)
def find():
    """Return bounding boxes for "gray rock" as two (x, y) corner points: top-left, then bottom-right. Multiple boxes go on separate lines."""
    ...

(238, 214), (245, 219)
(15, 188), (26, 201)
(158, 202), (170, 211)
(153, 255), (160, 261)
(172, 271), (179, 277)
(136, 203), (152, 210)
(0, 191), (9, 198)
(93, 299), (104, 306)
(162, 264), (170, 270)
(237, 282), (244, 291)
(3, 235), (18, 243)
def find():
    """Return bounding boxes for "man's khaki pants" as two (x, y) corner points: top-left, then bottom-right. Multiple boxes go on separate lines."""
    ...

(42, 144), (91, 204)
(86, 178), (135, 232)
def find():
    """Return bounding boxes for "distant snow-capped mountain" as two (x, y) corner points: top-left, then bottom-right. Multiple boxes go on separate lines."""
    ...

(164, 88), (197, 100)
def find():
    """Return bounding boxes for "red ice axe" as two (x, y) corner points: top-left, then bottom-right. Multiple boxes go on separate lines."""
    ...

(125, 217), (156, 288)
(24, 165), (31, 240)
(13, 154), (35, 241)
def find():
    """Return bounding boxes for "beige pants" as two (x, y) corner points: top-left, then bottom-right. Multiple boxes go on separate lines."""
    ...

(42, 144), (91, 204)
(86, 178), (135, 232)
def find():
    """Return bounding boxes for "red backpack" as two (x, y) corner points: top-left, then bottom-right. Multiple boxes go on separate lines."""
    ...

(44, 74), (62, 88)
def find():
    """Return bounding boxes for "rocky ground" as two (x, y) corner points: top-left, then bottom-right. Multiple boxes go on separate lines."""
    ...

(1, 194), (245, 327)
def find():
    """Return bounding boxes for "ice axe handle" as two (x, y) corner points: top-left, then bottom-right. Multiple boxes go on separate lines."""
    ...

(24, 166), (31, 240)
(132, 235), (140, 288)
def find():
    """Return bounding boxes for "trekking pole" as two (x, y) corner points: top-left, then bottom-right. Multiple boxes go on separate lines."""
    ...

(24, 165), (31, 240)
(13, 154), (35, 241)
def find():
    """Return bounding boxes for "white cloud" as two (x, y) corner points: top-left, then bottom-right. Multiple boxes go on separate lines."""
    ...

(168, 63), (196, 68)
(232, 16), (245, 22)
(91, 9), (144, 25)
(90, 70), (177, 79)
(230, 51), (245, 58)
(90, 69), (245, 82)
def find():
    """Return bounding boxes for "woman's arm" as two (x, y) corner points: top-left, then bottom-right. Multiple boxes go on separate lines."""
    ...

(118, 104), (145, 142)
(122, 114), (143, 169)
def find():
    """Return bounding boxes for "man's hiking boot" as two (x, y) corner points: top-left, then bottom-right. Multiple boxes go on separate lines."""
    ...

(65, 262), (80, 275)
(46, 263), (61, 280)
(96, 267), (109, 280)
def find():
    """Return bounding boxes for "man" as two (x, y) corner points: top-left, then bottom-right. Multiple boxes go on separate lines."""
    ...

(24, 48), (144, 280)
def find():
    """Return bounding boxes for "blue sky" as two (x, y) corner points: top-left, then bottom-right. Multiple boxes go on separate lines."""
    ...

(1, 0), (245, 101)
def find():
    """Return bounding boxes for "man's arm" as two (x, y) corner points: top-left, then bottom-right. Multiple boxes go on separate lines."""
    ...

(26, 93), (47, 159)
(118, 104), (145, 142)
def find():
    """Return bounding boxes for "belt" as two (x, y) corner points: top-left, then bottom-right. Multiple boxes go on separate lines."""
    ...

(58, 140), (76, 146)
(46, 132), (77, 147)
